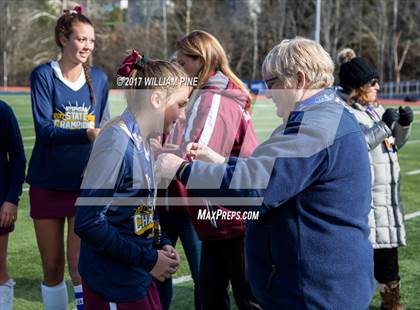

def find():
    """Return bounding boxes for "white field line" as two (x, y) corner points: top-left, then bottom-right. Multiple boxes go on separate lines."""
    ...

(406, 140), (420, 145)
(23, 136), (35, 141)
(173, 275), (192, 285)
(406, 211), (420, 220)
(406, 169), (420, 176)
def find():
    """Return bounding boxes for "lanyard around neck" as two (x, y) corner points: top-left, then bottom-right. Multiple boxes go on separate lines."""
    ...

(365, 104), (381, 122)
(121, 109), (156, 206)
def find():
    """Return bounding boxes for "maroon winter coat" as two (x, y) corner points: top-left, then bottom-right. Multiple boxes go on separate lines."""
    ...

(166, 71), (258, 241)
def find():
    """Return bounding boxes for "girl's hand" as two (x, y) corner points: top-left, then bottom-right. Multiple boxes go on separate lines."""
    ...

(86, 128), (101, 143)
(0, 201), (17, 227)
(162, 245), (180, 267)
(150, 138), (179, 157)
(150, 249), (179, 282)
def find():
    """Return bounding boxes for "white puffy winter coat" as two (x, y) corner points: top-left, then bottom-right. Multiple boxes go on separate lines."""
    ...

(348, 101), (410, 249)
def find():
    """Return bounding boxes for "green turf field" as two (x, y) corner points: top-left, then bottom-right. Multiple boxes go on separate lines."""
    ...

(1, 93), (419, 309)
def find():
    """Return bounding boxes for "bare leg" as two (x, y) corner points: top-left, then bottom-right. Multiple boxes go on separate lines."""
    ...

(0, 234), (10, 284)
(66, 216), (81, 285)
(34, 219), (65, 286)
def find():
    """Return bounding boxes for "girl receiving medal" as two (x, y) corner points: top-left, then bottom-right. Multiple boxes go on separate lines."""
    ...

(75, 50), (190, 310)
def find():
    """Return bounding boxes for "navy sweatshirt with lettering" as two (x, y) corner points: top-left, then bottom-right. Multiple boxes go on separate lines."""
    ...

(180, 89), (374, 309)
(26, 62), (109, 190)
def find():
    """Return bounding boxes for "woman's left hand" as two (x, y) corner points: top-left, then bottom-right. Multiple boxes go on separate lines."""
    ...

(155, 153), (185, 181)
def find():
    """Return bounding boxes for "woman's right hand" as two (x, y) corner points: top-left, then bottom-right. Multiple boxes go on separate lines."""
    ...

(150, 249), (179, 282)
(186, 142), (225, 163)
(86, 128), (101, 143)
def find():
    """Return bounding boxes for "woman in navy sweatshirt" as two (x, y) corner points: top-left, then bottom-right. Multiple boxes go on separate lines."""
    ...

(0, 100), (26, 310)
(26, 5), (109, 309)
(156, 37), (374, 310)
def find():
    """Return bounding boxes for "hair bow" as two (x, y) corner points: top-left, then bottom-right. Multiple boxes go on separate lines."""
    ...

(117, 49), (148, 77)
(63, 4), (84, 15)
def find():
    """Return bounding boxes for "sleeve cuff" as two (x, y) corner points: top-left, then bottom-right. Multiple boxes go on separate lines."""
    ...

(5, 193), (19, 206)
(179, 163), (192, 186)
(142, 248), (159, 272)
(227, 157), (238, 166)
(159, 234), (172, 248)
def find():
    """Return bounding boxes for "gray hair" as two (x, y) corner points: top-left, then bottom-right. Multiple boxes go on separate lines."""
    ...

(262, 37), (334, 89)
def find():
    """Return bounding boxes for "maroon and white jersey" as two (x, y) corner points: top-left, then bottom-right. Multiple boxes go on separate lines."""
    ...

(169, 71), (258, 241)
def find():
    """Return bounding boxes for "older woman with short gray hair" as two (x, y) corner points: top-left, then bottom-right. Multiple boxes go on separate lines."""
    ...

(156, 37), (375, 309)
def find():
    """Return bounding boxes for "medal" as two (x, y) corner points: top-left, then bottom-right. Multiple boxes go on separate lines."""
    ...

(122, 109), (158, 238)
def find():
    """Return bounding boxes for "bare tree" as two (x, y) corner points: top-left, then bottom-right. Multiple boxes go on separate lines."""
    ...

(393, 32), (412, 89)
(391, 0), (418, 91)
(249, 0), (261, 82)
(2, 0), (420, 86)
(186, 0), (192, 33)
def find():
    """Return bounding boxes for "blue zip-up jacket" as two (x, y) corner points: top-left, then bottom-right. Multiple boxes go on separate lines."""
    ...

(75, 110), (170, 302)
(0, 100), (26, 205)
(27, 62), (109, 190)
(180, 89), (374, 309)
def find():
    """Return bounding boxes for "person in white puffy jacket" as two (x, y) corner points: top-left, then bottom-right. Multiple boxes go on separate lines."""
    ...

(337, 49), (413, 310)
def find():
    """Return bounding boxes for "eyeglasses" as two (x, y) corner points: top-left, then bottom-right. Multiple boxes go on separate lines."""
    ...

(368, 78), (379, 87)
(264, 76), (279, 89)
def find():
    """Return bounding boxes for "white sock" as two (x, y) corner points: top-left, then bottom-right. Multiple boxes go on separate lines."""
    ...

(74, 284), (84, 310)
(0, 279), (15, 310)
(41, 280), (68, 310)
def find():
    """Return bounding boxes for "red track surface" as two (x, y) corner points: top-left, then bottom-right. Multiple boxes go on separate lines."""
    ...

(0, 86), (30, 92)
(378, 99), (420, 106)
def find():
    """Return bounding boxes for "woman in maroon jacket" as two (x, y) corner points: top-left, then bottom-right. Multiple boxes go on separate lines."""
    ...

(172, 30), (260, 310)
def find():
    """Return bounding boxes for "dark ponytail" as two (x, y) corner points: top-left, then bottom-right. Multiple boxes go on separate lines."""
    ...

(82, 62), (96, 104)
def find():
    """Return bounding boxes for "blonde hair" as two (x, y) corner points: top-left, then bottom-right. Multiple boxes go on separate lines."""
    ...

(262, 37), (334, 89)
(176, 30), (249, 95)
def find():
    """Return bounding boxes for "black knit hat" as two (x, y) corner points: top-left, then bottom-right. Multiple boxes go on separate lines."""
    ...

(339, 57), (379, 92)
